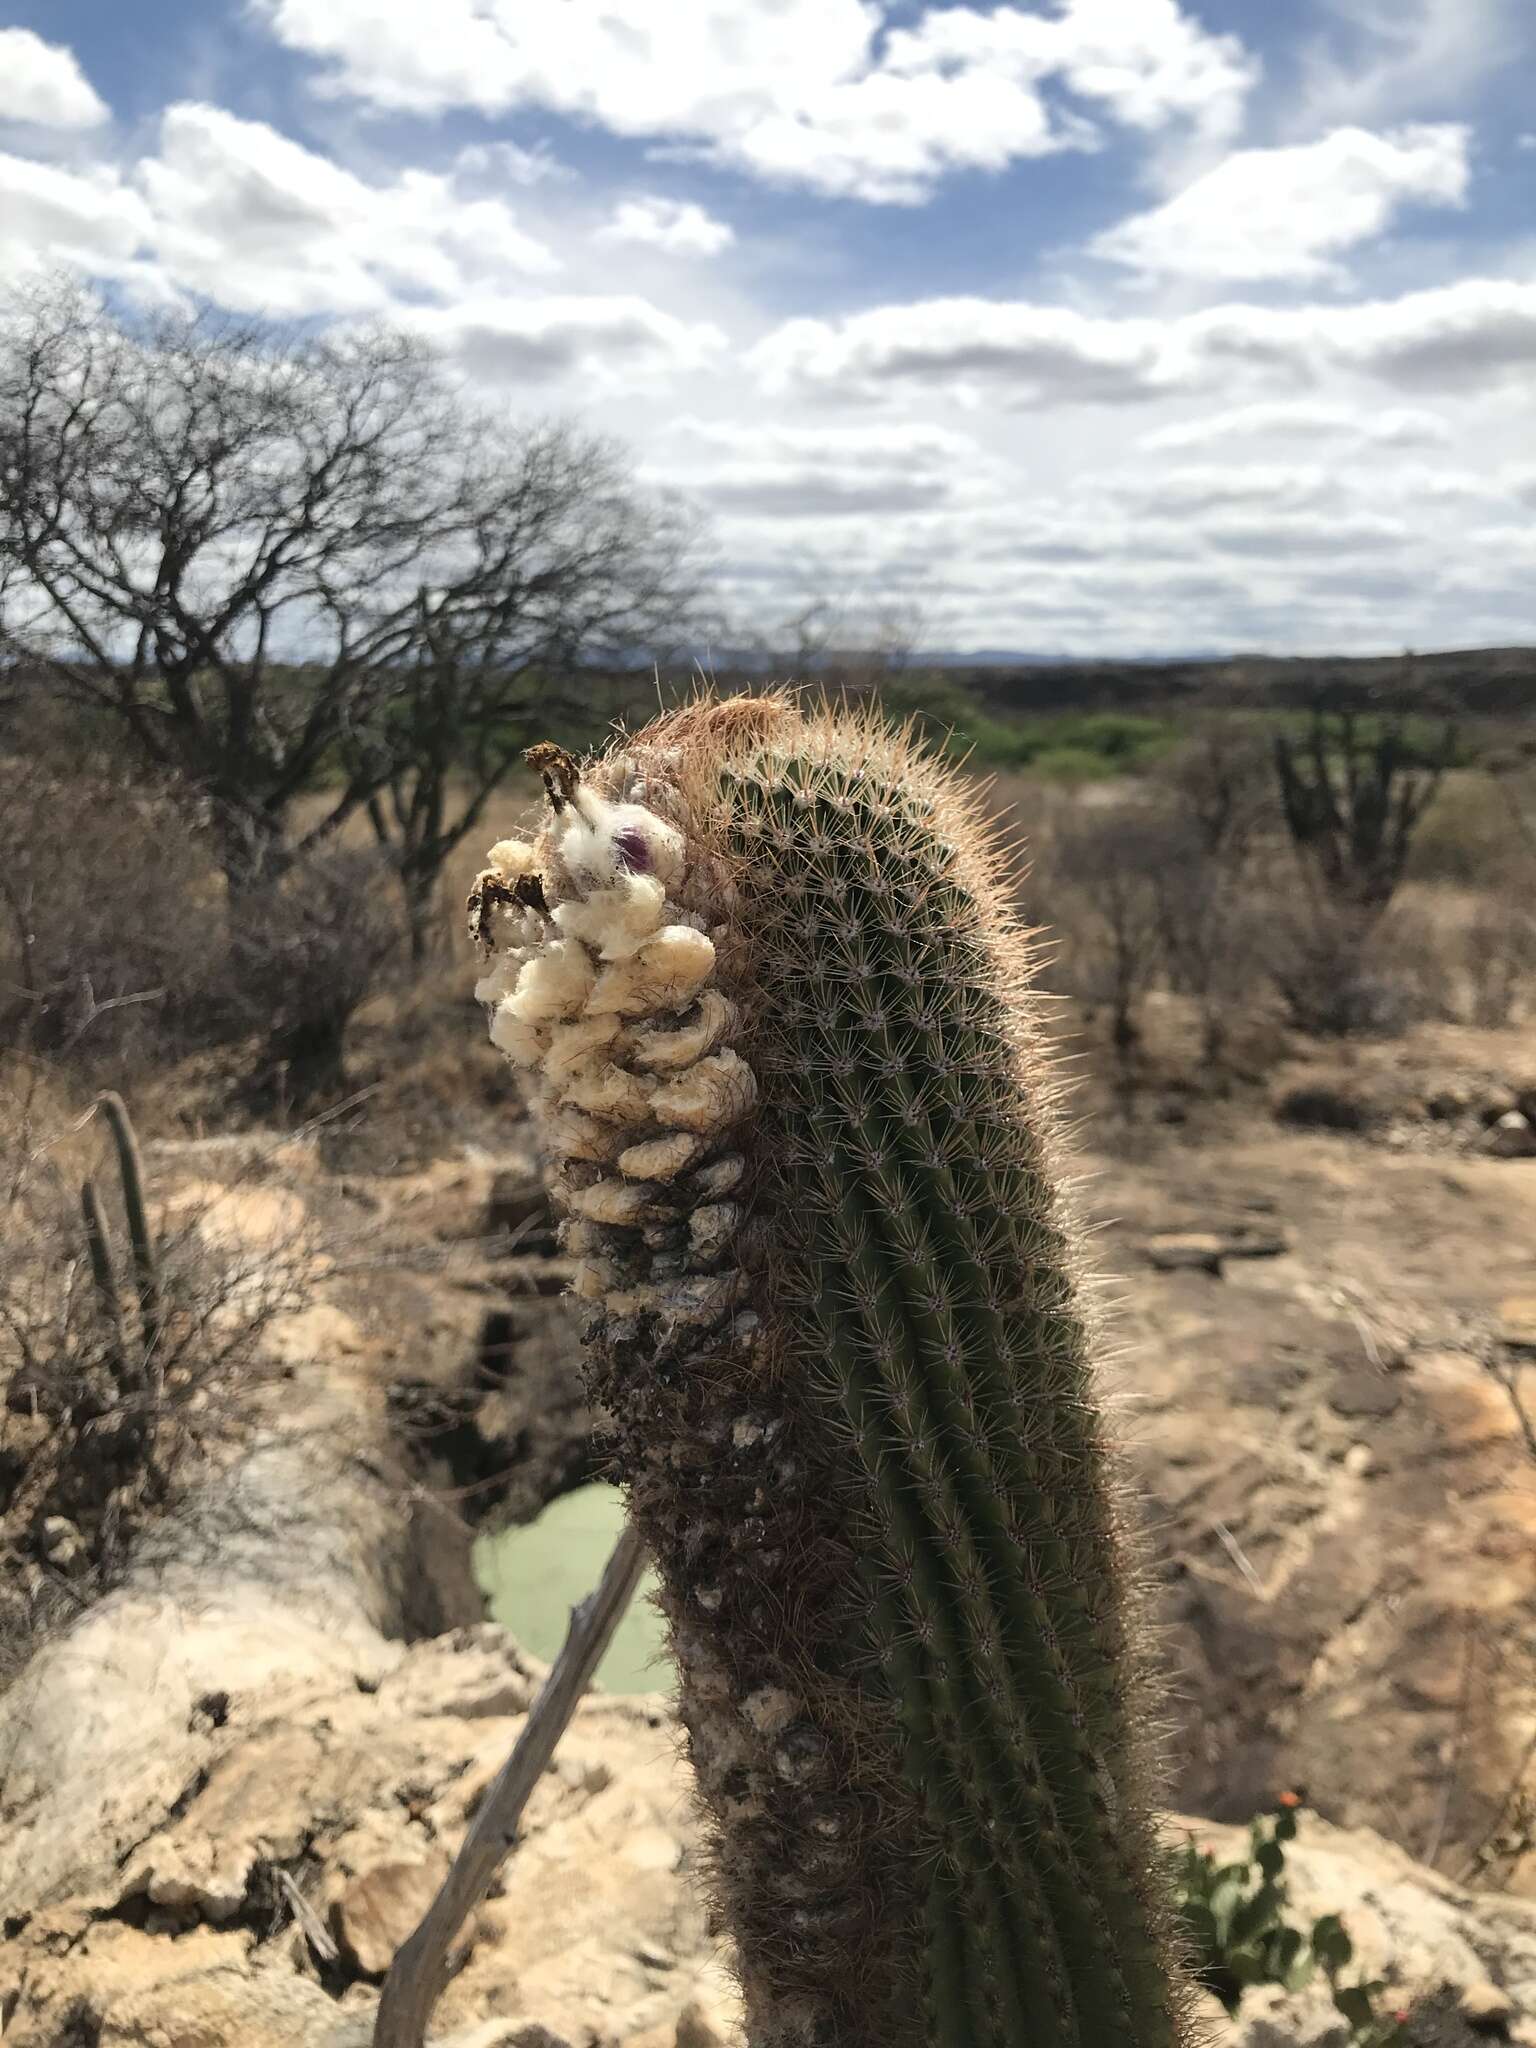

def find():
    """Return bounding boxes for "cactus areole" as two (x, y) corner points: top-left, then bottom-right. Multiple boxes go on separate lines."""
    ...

(470, 697), (1193, 2048)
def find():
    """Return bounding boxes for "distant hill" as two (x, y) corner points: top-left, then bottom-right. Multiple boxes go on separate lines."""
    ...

(922, 646), (1536, 718)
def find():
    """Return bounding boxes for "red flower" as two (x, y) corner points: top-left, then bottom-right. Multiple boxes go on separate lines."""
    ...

(1277, 1790), (1302, 1809)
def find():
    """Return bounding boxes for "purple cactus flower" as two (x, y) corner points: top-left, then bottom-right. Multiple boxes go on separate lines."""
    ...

(613, 825), (653, 874)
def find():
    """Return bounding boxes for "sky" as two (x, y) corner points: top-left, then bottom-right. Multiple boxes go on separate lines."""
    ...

(0, 0), (1533, 658)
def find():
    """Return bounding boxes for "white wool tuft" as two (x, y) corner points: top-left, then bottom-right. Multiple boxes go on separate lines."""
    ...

(507, 938), (596, 1027)
(486, 837), (539, 880)
(477, 772), (755, 1330)
(631, 991), (736, 1072)
(565, 1060), (655, 1123)
(542, 1012), (626, 1088)
(586, 925), (716, 1018)
(618, 1130), (706, 1181)
(649, 1050), (757, 1134)
(567, 1176), (663, 1226)
(488, 999), (542, 1067)
(552, 874), (667, 960)
(474, 951), (528, 1008)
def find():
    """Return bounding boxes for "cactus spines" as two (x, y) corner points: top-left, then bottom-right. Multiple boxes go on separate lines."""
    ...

(471, 695), (1193, 2048)
(96, 1090), (161, 1371)
(79, 1175), (128, 1382)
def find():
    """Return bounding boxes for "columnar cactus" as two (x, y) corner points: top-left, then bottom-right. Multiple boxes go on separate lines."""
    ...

(470, 696), (1193, 2048)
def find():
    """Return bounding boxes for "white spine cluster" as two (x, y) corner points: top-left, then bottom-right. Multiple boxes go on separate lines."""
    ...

(474, 768), (756, 1327)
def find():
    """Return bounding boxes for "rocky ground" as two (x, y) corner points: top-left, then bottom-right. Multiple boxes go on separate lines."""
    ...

(3, 1015), (1535, 2042)
(6, 1607), (1536, 2048)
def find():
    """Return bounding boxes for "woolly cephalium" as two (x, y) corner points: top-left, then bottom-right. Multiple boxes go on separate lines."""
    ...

(469, 696), (1194, 2048)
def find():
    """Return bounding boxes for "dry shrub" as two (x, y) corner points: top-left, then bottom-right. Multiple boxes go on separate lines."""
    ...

(222, 846), (404, 1109)
(1024, 792), (1270, 1059)
(0, 742), (408, 1108)
(1262, 895), (1447, 1038)
(1155, 716), (1277, 863)
(1018, 796), (1164, 1045)
(0, 1075), (309, 1681)
(1408, 768), (1526, 886)
(0, 755), (216, 1070)
(1457, 858), (1536, 1026)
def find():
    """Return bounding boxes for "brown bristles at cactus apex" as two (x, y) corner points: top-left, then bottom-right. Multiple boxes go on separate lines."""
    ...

(469, 694), (1195, 2048)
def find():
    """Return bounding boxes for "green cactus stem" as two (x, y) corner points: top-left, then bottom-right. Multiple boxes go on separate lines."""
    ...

(96, 1091), (161, 1375)
(470, 696), (1194, 2048)
(78, 1174), (128, 1384)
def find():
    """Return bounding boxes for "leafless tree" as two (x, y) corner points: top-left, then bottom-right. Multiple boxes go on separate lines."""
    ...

(0, 282), (706, 905)
(352, 426), (704, 957)
(1272, 699), (1459, 915)
(0, 283), (459, 888)
(1046, 803), (1176, 1054)
(1149, 835), (1268, 1064)
(1159, 715), (1275, 863)
(732, 586), (926, 688)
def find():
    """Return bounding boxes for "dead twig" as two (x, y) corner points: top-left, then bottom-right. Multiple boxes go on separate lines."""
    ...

(1454, 1716), (1536, 1885)
(372, 1520), (649, 2048)
(1421, 1620), (1479, 1870)
(1212, 1519), (1265, 1599)
(275, 1867), (339, 1965)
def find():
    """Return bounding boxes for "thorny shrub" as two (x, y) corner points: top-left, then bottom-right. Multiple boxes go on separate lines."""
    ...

(223, 845), (403, 1110)
(0, 754), (216, 1067)
(0, 1071), (310, 1685)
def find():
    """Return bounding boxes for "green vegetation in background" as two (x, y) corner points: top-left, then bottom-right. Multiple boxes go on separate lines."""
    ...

(881, 675), (1493, 783)
(880, 671), (1183, 776)
(1172, 1798), (1402, 2046)
(1265, 706), (1474, 773)
(288, 659), (1498, 795)
(474, 1482), (667, 1694)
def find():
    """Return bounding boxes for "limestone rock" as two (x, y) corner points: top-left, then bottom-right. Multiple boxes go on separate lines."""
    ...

(432, 2029), (575, 2048)
(1148, 1233), (1226, 1273)
(1496, 1299), (1536, 1355)
(334, 1852), (452, 1978)
(1486, 1111), (1536, 1159)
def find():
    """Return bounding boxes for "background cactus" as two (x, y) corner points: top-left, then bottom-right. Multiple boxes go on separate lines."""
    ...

(92, 1090), (162, 1397)
(473, 695), (1194, 2048)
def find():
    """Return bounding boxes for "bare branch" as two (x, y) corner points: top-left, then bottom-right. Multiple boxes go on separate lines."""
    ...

(372, 1522), (649, 2048)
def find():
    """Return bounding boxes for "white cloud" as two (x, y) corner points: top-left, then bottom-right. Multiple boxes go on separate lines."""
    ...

(663, 414), (1003, 515)
(131, 103), (557, 316)
(598, 197), (734, 258)
(753, 279), (1536, 407)
(401, 295), (726, 387)
(0, 29), (108, 128)
(703, 470), (1524, 654)
(672, 417), (982, 464)
(0, 15), (1529, 659)
(0, 104), (718, 395)
(1194, 283), (1536, 392)
(751, 300), (1180, 406)
(1102, 463), (1337, 515)
(453, 139), (572, 186)
(1140, 399), (1452, 451)
(1298, 0), (1523, 132)
(256, 0), (1256, 203)
(1191, 509), (1412, 557)
(696, 467), (959, 516)
(1092, 125), (1470, 282)
(0, 153), (149, 284)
